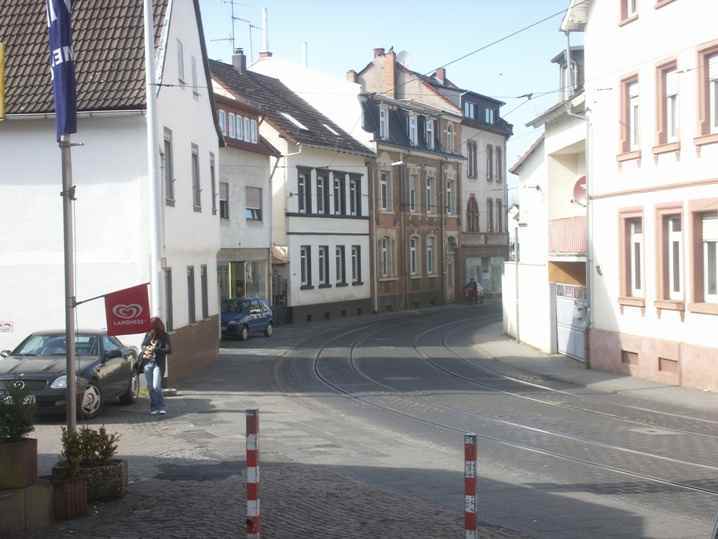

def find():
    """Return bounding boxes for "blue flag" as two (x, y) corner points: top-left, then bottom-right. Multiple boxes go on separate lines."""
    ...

(47, 0), (77, 140)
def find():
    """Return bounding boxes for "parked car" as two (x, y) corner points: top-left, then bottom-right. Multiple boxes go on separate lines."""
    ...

(221, 297), (273, 341)
(0, 330), (139, 419)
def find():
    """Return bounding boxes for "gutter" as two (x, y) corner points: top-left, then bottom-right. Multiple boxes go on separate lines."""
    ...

(6, 110), (146, 120)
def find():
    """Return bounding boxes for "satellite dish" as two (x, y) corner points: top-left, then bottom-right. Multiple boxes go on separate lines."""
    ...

(397, 50), (409, 68)
(573, 176), (587, 206)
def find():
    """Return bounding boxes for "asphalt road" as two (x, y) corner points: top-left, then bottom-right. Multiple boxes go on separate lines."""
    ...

(243, 304), (718, 539)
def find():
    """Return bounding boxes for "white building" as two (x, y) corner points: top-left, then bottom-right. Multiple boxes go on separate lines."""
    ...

(210, 51), (375, 322)
(564, 0), (718, 389)
(503, 46), (588, 360)
(0, 0), (223, 384)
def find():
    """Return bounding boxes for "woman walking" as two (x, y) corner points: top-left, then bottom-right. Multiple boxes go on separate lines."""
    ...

(140, 317), (171, 415)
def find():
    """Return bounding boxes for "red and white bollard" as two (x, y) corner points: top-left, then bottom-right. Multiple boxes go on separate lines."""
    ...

(246, 409), (260, 539)
(464, 433), (478, 539)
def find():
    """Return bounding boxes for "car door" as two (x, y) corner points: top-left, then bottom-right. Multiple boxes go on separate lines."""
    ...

(247, 300), (262, 333)
(100, 336), (129, 397)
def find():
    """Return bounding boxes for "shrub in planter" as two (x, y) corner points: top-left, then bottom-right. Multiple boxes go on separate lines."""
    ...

(53, 426), (126, 502)
(0, 383), (38, 489)
(52, 428), (88, 521)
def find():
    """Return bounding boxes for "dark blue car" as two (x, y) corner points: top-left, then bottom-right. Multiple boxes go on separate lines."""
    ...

(221, 297), (273, 341)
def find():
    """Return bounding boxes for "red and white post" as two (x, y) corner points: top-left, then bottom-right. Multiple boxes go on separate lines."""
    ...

(246, 409), (260, 539)
(464, 433), (478, 539)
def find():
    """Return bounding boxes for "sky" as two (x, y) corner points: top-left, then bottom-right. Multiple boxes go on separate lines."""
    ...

(200, 0), (582, 184)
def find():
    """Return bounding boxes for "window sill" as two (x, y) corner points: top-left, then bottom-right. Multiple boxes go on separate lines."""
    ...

(652, 142), (680, 155)
(618, 14), (638, 27)
(335, 282), (349, 288)
(409, 274), (422, 280)
(695, 133), (718, 147)
(617, 151), (642, 163)
(688, 302), (718, 316)
(427, 274), (439, 279)
(655, 299), (685, 320)
(352, 281), (364, 286)
(618, 296), (645, 314)
(300, 285), (314, 290)
(378, 276), (398, 282)
(655, 0), (676, 7)
(166, 199), (176, 207)
(318, 283), (332, 289)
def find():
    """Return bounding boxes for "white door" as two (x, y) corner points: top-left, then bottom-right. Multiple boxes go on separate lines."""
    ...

(555, 284), (587, 361)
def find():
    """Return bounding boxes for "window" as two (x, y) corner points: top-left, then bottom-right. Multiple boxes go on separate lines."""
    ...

(426, 119), (435, 150)
(380, 171), (392, 211)
(187, 266), (196, 324)
(349, 176), (361, 216)
(281, 112), (309, 130)
(487, 199), (494, 233)
(219, 182), (229, 219)
(446, 124), (454, 153)
(425, 176), (434, 213)
(628, 218), (644, 297)
(467, 140), (477, 179)
(426, 237), (434, 275)
(409, 174), (418, 212)
(164, 268), (173, 332)
(316, 174), (327, 215)
(711, 56), (718, 134)
(352, 245), (362, 283)
(663, 215), (683, 300)
(245, 187), (262, 221)
(657, 64), (679, 145)
(297, 168), (311, 214)
(621, 76), (640, 154)
(333, 173), (346, 215)
(379, 103), (389, 140)
(467, 197), (480, 232)
(703, 213), (718, 304)
(300, 246), (312, 287)
(177, 39), (185, 84)
(244, 116), (251, 142)
(496, 147), (503, 182)
(200, 265), (208, 319)
(163, 128), (175, 204)
(562, 62), (577, 100)
(192, 144), (201, 212)
(621, 0), (637, 20)
(335, 246), (346, 284)
(218, 110), (227, 137)
(236, 114), (244, 141)
(380, 237), (393, 276)
(409, 237), (418, 275)
(210, 153), (217, 215)
(486, 145), (494, 181)
(409, 113), (418, 146)
(318, 246), (330, 286)
(228, 112), (236, 139)
(485, 108), (495, 124)
(447, 181), (456, 215)
(251, 119), (258, 143)
(496, 199), (503, 233)
(464, 102), (476, 119)
(191, 56), (199, 98)
(323, 123), (340, 136)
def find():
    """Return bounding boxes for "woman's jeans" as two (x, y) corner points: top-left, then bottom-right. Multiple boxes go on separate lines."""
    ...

(144, 361), (165, 412)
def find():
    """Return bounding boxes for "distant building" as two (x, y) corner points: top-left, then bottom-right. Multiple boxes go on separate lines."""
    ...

(0, 0), (223, 383)
(564, 0), (718, 390)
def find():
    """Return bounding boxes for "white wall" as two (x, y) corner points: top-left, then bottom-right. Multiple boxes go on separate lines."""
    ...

(585, 0), (718, 347)
(0, 116), (149, 351)
(502, 261), (553, 353)
(157, 0), (221, 327)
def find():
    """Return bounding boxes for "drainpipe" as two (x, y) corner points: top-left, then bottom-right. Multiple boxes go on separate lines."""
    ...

(369, 160), (379, 313)
(440, 159), (447, 304)
(267, 154), (281, 305)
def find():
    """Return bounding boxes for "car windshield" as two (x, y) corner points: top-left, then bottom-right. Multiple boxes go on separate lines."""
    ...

(222, 299), (251, 314)
(12, 334), (100, 357)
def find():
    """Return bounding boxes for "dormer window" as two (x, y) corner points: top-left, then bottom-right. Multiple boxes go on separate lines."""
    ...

(281, 112), (309, 131)
(446, 124), (455, 153)
(562, 62), (578, 100)
(426, 119), (435, 150)
(464, 102), (476, 119)
(409, 113), (418, 146)
(379, 103), (389, 140)
(485, 108), (495, 124)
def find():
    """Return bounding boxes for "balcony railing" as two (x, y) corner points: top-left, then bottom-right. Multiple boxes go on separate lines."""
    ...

(550, 216), (587, 255)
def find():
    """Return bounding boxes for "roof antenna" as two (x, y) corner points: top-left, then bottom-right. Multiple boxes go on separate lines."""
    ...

(302, 41), (308, 68)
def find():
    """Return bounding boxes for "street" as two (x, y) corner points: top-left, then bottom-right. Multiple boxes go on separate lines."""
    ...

(32, 305), (718, 538)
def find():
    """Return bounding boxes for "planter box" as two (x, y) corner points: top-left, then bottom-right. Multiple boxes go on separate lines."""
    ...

(0, 438), (38, 489)
(52, 478), (87, 521)
(53, 459), (127, 502)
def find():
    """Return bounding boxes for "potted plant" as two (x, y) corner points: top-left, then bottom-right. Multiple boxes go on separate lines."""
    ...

(52, 427), (88, 520)
(0, 382), (38, 489)
(53, 426), (126, 502)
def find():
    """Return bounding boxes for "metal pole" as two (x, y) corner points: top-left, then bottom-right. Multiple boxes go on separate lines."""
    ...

(515, 224), (520, 344)
(246, 409), (261, 538)
(60, 134), (77, 432)
(464, 433), (478, 539)
(143, 0), (162, 318)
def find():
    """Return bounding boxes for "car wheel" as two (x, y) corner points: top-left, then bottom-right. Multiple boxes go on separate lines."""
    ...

(118, 373), (139, 405)
(80, 383), (103, 419)
(264, 323), (273, 337)
(240, 325), (249, 341)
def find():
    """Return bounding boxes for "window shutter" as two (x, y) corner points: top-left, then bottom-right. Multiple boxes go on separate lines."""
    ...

(246, 187), (261, 209)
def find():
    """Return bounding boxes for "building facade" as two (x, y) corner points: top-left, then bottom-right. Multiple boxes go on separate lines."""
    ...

(211, 52), (374, 322)
(0, 0), (223, 383)
(564, 0), (718, 389)
(352, 49), (464, 311)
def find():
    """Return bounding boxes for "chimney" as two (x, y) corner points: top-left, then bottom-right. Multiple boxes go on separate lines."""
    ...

(346, 69), (357, 83)
(435, 67), (446, 84)
(382, 50), (396, 98)
(259, 8), (272, 59)
(232, 48), (247, 74)
(373, 47), (385, 58)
